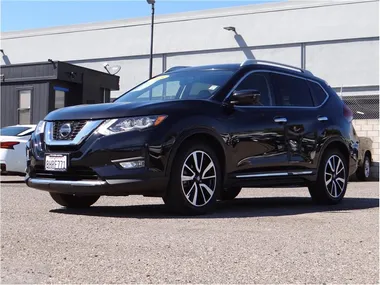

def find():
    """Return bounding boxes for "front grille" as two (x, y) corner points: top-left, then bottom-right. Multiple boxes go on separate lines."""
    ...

(33, 165), (99, 181)
(53, 121), (87, 140)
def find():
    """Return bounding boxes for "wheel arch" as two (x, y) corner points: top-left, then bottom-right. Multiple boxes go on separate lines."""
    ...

(317, 137), (351, 170)
(165, 128), (227, 180)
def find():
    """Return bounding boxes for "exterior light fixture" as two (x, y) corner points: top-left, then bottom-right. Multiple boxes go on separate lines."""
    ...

(223, 26), (237, 33)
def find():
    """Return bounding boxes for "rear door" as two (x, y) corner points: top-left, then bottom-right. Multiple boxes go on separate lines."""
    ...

(270, 73), (327, 172)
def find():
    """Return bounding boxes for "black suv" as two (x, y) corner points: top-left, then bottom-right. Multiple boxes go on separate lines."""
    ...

(26, 60), (359, 215)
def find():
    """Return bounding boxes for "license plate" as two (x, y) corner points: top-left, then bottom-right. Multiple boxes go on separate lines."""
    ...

(45, 154), (68, 171)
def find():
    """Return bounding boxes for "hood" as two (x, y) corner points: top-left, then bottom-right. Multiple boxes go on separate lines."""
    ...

(45, 102), (165, 121)
(44, 100), (218, 121)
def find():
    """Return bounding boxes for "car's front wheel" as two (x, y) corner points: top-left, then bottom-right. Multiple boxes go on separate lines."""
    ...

(308, 149), (348, 204)
(163, 141), (221, 215)
(50, 193), (100, 208)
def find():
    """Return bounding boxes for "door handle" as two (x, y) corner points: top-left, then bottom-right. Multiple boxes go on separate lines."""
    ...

(274, 117), (287, 123)
(317, 116), (328, 122)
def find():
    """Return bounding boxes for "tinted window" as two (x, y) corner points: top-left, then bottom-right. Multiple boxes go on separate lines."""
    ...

(117, 70), (234, 102)
(235, 73), (272, 106)
(0, 126), (31, 136)
(271, 73), (313, 107)
(308, 81), (327, 106)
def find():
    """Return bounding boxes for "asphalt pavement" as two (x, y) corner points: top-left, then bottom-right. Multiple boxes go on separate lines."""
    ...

(1, 176), (379, 284)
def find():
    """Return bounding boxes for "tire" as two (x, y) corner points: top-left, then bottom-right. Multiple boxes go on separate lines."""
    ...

(163, 141), (222, 215)
(308, 149), (348, 204)
(50, 193), (100, 208)
(356, 154), (371, 181)
(219, 187), (241, 201)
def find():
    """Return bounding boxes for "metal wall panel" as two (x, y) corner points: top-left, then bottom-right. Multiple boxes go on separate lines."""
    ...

(31, 83), (49, 123)
(0, 82), (49, 127)
(2, 63), (57, 83)
(1, 85), (19, 127)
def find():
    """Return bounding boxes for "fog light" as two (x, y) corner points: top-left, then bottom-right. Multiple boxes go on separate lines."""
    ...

(119, 160), (145, 169)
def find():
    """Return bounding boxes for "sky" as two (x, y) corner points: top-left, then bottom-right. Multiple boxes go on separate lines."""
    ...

(1, 0), (282, 32)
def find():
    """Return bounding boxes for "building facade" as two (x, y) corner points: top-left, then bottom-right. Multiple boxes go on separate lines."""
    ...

(1, 0), (379, 177)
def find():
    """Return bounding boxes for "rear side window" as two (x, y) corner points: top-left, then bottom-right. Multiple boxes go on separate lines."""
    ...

(271, 73), (314, 107)
(308, 81), (328, 106)
(235, 73), (273, 106)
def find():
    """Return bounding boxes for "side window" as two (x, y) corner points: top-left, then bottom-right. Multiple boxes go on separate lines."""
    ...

(54, 90), (65, 109)
(235, 73), (272, 106)
(308, 81), (328, 106)
(271, 73), (313, 107)
(18, 89), (31, 124)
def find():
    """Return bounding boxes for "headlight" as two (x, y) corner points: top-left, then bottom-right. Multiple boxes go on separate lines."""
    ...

(35, 121), (46, 135)
(97, 115), (167, 136)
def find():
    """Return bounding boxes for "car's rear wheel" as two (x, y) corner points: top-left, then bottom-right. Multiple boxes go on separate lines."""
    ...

(308, 149), (348, 204)
(356, 154), (371, 181)
(50, 193), (100, 208)
(163, 141), (221, 215)
(219, 187), (242, 201)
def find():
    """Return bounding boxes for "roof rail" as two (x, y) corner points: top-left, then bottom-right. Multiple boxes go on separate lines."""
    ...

(240, 59), (313, 76)
(164, 66), (189, 73)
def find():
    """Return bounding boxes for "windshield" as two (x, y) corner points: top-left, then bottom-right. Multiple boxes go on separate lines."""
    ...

(116, 70), (234, 103)
(0, 126), (32, 136)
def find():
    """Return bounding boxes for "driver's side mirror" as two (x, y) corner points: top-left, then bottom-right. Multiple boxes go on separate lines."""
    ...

(230, 89), (261, 106)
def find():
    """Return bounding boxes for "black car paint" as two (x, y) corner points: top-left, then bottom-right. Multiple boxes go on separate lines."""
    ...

(26, 64), (359, 196)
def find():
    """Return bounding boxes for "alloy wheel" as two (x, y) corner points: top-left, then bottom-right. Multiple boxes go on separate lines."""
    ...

(324, 155), (346, 198)
(181, 150), (216, 207)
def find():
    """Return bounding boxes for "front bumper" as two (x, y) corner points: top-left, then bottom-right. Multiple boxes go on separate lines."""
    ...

(26, 126), (173, 197)
(25, 176), (167, 196)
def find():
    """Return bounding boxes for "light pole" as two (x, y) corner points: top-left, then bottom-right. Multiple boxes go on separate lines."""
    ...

(147, 0), (155, 79)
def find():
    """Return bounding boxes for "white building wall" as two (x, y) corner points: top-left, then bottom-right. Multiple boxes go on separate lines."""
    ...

(306, 40), (379, 87)
(1, 0), (379, 97)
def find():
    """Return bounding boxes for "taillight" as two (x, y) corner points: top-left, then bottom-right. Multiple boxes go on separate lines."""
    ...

(343, 103), (353, 122)
(0, 142), (20, 150)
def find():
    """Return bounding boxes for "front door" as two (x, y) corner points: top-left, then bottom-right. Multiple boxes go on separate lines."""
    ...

(227, 71), (288, 176)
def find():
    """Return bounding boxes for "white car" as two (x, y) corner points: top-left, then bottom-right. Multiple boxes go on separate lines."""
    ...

(0, 125), (36, 175)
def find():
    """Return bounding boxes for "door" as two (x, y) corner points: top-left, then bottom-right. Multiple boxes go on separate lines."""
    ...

(228, 72), (289, 175)
(270, 73), (324, 171)
(17, 89), (32, 124)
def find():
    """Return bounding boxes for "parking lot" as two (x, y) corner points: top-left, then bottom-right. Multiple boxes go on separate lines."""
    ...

(1, 176), (378, 284)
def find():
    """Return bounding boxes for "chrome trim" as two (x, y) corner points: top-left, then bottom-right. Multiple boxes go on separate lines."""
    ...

(224, 70), (330, 109)
(274, 117), (287, 123)
(28, 178), (106, 186)
(236, 172), (288, 178)
(240, 59), (313, 76)
(45, 120), (103, 146)
(317, 116), (329, 122)
(106, 179), (143, 185)
(291, 171), (313, 175)
(111, 157), (145, 163)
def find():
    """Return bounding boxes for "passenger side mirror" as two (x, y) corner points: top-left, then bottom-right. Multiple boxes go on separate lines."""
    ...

(230, 89), (261, 106)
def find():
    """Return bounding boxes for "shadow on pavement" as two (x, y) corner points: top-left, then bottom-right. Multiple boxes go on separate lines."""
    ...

(50, 196), (379, 219)
(0, 180), (24, 184)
